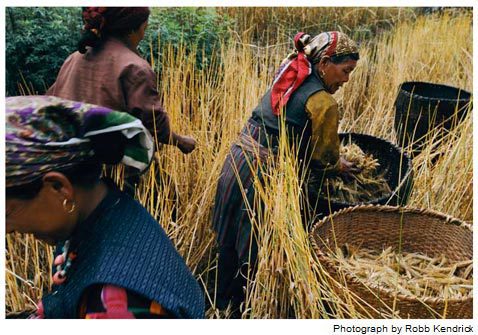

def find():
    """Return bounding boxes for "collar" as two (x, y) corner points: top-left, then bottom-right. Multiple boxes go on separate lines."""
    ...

(67, 179), (123, 249)
(106, 36), (140, 55)
(311, 64), (332, 94)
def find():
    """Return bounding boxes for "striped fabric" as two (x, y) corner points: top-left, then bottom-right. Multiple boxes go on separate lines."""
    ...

(212, 121), (266, 262)
(81, 285), (170, 319)
(34, 284), (170, 319)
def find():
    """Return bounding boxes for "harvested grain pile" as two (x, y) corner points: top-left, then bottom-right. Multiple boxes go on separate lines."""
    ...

(322, 143), (391, 203)
(331, 245), (473, 299)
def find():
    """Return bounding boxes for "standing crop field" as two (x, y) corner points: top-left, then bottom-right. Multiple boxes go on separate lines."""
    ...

(5, 8), (473, 318)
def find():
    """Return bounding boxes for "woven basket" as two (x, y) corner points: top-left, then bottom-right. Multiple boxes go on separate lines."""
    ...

(309, 205), (473, 319)
(394, 81), (472, 154)
(307, 133), (413, 220)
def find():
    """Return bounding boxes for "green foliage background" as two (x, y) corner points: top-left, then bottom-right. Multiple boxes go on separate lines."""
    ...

(6, 7), (455, 96)
(6, 7), (231, 96)
(6, 7), (82, 95)
(140, 7), (231, 71)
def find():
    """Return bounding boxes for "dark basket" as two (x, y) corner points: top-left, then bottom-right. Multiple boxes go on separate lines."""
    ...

(307, 133), (413, 219)
(394, 81), (472, 154)
(309, 205), (473, 319)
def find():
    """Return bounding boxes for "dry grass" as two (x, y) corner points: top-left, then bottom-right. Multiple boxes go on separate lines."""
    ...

(219, 7), (418, 43)
(318, 143), (391, 204)
(331, 246), (473, 299)
(5, 9), (472, 318)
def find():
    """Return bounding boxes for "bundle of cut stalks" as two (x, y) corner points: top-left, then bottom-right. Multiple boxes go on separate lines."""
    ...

(321, 143), (391, 203)
(332, 245), (473, 299)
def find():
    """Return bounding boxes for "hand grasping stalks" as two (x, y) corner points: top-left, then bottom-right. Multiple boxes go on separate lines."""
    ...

(322, 143), (391, 203)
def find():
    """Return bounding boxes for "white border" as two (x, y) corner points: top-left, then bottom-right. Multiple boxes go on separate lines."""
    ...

(2, 2), (477, 334)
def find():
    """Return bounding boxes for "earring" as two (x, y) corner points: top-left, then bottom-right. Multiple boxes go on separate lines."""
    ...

(62, 199), (76, 214)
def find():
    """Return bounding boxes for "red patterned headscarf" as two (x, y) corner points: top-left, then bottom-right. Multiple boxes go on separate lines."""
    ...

(270, 31), (358, 115)
(82, 7), (150, 37)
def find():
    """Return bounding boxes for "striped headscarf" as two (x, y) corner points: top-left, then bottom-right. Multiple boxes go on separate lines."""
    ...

(271, 31), (358, 115)
(6, 95), (154, 188)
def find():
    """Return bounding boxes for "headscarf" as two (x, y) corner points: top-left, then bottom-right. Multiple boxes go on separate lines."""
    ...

(270, 31), (358, 115)
(6, 95), (154, 188)
(82, 7), (150, 38)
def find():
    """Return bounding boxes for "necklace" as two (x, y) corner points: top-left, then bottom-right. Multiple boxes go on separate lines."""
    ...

(50, 185), (120, 286)
(52, 240), (77, 285)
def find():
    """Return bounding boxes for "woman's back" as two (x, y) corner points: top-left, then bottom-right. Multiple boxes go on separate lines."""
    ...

(47, 7), (197, 153)
(47, 37), (153, 115)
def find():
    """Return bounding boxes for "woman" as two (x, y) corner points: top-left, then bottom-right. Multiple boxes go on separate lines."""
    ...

(47, 7), (196, 155)
(6, 95), (205, 319)
(212, 31), (360, 311)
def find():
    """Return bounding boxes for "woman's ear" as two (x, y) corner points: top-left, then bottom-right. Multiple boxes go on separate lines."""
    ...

(42, 172), (75, 201)
(319, 56), (331, 67)
(316, 56), (330, 74)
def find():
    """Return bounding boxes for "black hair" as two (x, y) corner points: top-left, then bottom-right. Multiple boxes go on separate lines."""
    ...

(330, 52), (360, 64)
(6, 178), (45, 200)
(6, 132), (127, 200)
(77, 8), (150, 54)
(78, 29), (103, 54)
(6, 162), (102, 200)
(106, 21), (147, 38)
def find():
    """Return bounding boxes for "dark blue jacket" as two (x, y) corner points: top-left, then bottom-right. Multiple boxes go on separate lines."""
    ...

(42, 183), (205, 318)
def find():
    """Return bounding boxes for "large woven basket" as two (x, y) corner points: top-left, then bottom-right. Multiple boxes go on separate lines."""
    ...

(307, 133), (413, 220)
(394, 81), (472, 154)
(309, 205), (473, 319)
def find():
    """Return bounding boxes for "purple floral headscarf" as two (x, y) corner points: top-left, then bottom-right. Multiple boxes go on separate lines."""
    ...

(6, 95), (154, 188)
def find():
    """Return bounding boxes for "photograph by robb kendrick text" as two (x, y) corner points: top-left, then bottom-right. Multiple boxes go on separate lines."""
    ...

(331, 323), (475, 335)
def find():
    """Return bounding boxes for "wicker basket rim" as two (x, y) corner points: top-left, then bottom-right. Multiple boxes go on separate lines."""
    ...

(398, 81), (472, 102)
(318, 133), (413, 206)
(338, 132), (412, 160)
(309, 204), (473, 306)
(311, 204), (471, 232)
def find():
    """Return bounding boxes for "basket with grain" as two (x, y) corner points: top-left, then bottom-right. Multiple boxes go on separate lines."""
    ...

(307, 133), (413, 220)
(309, 205), (473, 318)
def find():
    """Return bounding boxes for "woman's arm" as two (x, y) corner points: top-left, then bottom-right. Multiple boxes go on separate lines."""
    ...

(123, 64), (196, 154)
(305, 90), (341, 171)
(306, 92), (360, 176)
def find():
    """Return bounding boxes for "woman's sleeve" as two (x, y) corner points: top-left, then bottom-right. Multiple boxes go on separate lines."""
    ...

(79, 284), (171, 319)
(305, 91), (340, 170)
(122, 64), (172, 144)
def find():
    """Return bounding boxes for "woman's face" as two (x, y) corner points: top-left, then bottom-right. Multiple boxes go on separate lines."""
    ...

(6, 173), (78, 245)
(317, 57), (358, 94)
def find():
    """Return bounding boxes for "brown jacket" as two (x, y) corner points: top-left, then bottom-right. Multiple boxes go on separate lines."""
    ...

(47, 37), (171, 143)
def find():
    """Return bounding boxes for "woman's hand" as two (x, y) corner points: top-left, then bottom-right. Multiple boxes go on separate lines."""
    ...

(176, 135), (197, 154)
(338, 157), (361, 181)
